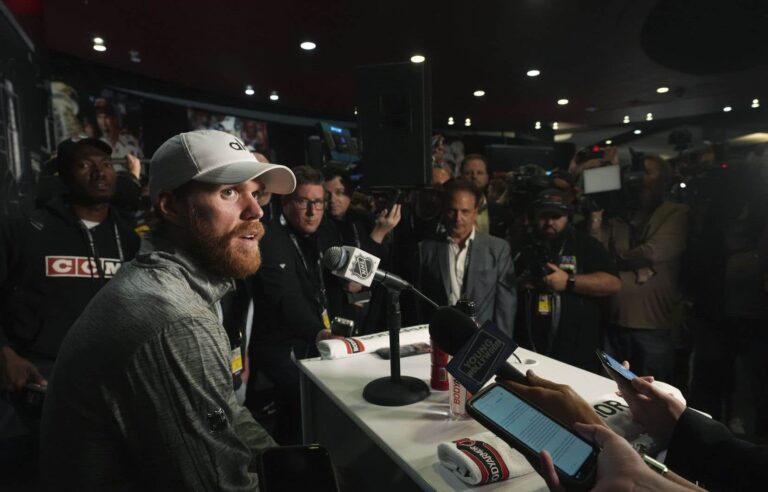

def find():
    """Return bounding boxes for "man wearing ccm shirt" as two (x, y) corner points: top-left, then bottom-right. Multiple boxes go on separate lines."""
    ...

(40, 130), (295, 490)
(0, 137), (140, 391)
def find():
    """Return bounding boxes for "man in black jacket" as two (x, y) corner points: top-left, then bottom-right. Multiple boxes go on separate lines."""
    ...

(0, 137), (140, 390)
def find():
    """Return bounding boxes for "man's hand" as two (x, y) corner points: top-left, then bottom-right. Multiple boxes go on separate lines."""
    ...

(498, 370), (605, 429)
(607, 362), (685, 446)
(125, 153), (142, 180)
(315, 329), (344, 343)
(370, 204), (402, 244)
(544, 263), (569, 293)
(0, 346), (47, 392)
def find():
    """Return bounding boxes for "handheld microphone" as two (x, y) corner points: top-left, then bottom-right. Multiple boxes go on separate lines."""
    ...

(323, 246), (412, 290)
(429, 306), (529, 386)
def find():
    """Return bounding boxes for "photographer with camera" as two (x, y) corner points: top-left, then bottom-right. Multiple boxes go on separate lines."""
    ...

(514, 189), (621, 373)
(592, 155), (689, 383)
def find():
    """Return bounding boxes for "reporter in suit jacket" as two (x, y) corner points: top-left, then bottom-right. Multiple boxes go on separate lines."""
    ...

(415, 180), (517, 336)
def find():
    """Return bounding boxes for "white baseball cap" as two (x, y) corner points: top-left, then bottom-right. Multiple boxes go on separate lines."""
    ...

(149, 130), (296, 204)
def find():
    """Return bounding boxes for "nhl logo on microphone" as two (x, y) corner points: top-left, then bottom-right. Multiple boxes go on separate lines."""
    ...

(351, 253), (374, 281)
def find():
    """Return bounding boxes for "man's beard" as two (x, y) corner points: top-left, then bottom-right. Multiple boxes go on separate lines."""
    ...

(187, 213), (265, 279)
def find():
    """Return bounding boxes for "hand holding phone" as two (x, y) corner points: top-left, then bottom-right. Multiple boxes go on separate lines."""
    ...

(596, 350), (637, 382)
(467, 383), (599, 488)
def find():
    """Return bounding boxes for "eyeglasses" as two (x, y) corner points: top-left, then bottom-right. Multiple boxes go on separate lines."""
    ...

(291, 198), (325, 210)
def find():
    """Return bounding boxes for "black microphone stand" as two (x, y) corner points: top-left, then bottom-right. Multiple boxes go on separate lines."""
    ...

(362, 285), (438, 406)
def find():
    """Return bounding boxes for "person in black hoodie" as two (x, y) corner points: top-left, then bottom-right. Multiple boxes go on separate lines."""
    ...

(0, 137), (140, 391)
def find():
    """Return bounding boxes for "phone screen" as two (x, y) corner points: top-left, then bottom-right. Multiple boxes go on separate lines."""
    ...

(598, 351), (637, 381)
(471, 386), (594, 477)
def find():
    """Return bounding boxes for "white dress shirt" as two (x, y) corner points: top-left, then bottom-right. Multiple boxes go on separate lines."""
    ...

(447, 227), (476, 305)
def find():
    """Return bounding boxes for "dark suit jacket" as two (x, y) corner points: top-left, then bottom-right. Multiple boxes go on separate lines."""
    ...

(415, 232), (517, 336)
(666, 408), (768, 491)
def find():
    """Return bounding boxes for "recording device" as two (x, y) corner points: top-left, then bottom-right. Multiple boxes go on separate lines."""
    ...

(330, 317), (355, 337)
(596, 350), (637, 382)
(513, 241), (557, 288)
(323, 246), (411, 291)
(23, 382), (47, 415)
(376, 342), (431, 359)
(383, 189), (402, 213)
(575, 145), (605, 164)
(428, 307), (528, 386)
(467, 383), (599, 487)
(258, 445), (339, 492)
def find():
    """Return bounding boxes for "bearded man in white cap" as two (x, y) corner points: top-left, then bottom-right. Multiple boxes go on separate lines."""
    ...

(40, 130), (296, 491)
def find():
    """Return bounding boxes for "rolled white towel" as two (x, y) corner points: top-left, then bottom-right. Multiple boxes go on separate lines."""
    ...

(437, 433), (535, 486)
(317, 325), (429, 360)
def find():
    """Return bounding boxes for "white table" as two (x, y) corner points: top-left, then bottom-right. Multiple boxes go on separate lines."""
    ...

(298, 327), (618, 492)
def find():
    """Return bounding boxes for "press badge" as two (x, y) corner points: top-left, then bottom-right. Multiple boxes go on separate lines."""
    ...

(537, 294), (552, 315)
(230, 347), (243, 376)
(559, 255), (577, 273)
(321, 309), (331, 330)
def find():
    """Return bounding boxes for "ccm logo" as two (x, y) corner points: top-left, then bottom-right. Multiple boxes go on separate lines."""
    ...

(45, 256), (123, 278)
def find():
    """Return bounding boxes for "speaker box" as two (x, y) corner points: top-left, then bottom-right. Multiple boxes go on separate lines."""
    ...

(357, 62), (431, 187)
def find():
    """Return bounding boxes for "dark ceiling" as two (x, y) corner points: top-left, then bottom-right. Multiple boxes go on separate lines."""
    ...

(13, 0), (768, 131)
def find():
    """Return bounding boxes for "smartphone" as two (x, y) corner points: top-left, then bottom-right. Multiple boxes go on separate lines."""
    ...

(383, 189), (402, 213)
(258, 445), (339, 492)
(466, 384), (599, 487)
(596, 350), (637, 382)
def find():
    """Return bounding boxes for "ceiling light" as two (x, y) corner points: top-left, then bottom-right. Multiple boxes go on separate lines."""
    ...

(679, 182), (687, 189)
(557, 98), (569, 106)
(93, 37), (104, 45)
(634, 129), (642, 135)
(552, 122), (559, 130)
(129, 50), (141, 63)
(526, 69), (540, 77)
(535, 121), (541, 130)
(752, 98), (760, 108)
(656, 86), (670, 94)
(244, 85), (255, 96)
(269, 91), (279, 101)
(300, 41), (316, 51)
(464, 118), (472, 127)
(473, 90), (486, 97)
(623, 115), (630, 124)
(354, 107), (358, 115)
(410, 54), (426, 63)
(605, 139), (613, 145)
(646, 113), (653, 121)
(93, 44), (106, 52)
(448, 116), (455, 126)
(723, 106), (732, 112)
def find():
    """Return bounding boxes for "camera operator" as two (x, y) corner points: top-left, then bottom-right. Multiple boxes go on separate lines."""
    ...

(514, 189), (620, 373)
(592, 155), (689, 382)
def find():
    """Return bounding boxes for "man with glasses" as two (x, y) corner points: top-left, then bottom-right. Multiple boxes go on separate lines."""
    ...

(250, 165), (344, 443)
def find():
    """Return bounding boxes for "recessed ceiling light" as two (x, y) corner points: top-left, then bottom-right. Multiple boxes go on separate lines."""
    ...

(723, 106), (732, 112)
(552, 122), (559, 130)
(623, 115), (630, 124)
(557, 98), (569, 106)
(605, 139), (613, 145)
(93, 44), (107, 52)
(527, 69), (541, 77)
(300, 41), (316, 51)
(646, 113), (653, 121)
(410, 54), (426, 63)
(464, 118), (472, 127)
(244, 85), (255, 96)
(680, 182), (687, 189)
(269, 91), (279, 101)
(535, 121), (541, 130)
(634, 129), (642, 135)
(473, 90), (486, 97)
(448, 117), (455, 126)
(93, 37), (104, 45)
(354, 106), (358, 115)
(751, 98), (760, 108)
(129, 50), (141, 63)
(657, 86), (670, 94)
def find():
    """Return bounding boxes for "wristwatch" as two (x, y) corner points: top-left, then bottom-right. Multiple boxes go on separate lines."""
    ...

(565, 272), (576, 293)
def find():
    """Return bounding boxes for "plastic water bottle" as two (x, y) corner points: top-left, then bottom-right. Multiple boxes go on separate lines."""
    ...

(448, 299), (476, 419)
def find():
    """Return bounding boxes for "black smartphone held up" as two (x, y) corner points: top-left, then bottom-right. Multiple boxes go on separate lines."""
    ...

(596, 349), (637, 382)
(383, 189), (402, 213)
(258, 444), (339, 492)
(466, 383), (599, 488)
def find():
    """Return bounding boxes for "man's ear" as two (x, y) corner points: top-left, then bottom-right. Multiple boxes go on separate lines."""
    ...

(156, 192), (187, 226)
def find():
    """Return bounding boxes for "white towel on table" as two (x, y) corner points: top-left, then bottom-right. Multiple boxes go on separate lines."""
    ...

(317, 325), (428, 359)
(437, 433), (535, 486)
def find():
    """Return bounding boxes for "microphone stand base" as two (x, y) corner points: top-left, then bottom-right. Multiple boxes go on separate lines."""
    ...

(362, 376), (430, 406)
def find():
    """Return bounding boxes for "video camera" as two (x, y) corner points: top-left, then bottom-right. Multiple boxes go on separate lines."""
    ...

(579, 148), (646, 217)
(514, 240), (558, 289)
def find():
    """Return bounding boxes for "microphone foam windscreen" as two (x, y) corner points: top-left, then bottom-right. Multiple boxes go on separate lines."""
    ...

(428, 306), (478, 355)
(322, 246), (347, 271)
